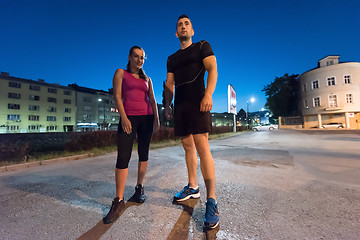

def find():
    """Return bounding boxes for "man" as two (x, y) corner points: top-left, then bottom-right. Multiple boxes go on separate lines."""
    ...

(165, 14), (219, 229)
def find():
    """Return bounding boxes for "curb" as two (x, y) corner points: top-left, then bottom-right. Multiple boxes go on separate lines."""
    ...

(0, 153), (95, 173)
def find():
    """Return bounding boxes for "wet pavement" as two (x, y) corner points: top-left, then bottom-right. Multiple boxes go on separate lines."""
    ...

(0, 129), (359, 239)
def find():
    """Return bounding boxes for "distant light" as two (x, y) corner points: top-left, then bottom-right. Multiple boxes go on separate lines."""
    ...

(261, 108), (265, 111)
(250, 97), (255, 103)
(98, 98), (103, 102)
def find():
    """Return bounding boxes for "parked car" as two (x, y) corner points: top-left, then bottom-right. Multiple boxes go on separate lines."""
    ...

(252, 124), (278, 131)
(322, 123), (344, 129)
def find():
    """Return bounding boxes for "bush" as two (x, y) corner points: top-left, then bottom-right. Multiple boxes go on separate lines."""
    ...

(65, 131), (117, 152)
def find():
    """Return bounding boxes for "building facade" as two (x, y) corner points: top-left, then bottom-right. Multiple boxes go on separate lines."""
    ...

(299, 56), (360, 129)
(0, 72), (76, 133)
(68, 84), (118, 131)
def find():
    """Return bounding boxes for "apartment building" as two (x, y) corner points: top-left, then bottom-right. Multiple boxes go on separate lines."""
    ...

(299, 56), (360, 129)
(0, 72), (76, 133)
(68, 84), (118, 131)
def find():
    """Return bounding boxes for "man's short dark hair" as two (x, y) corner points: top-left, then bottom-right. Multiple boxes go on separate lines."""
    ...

(178, 14), (190, 21)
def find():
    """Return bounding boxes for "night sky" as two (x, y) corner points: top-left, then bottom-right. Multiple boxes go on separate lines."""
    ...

(1, 0), (359, 113)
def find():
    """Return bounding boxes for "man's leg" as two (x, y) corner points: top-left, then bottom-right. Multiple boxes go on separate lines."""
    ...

(193, 132), (219, 229)
(181, 134), (198, 188)
(193, 133), (216, 200)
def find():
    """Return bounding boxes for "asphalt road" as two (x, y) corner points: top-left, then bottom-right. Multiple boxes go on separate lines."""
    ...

(0, 129), (359, 240)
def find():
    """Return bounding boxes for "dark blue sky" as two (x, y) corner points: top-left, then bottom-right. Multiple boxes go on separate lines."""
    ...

(1, 0), (359, 113)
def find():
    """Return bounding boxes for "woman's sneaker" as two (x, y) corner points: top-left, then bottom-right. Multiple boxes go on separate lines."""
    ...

(173, 184), (200, 202)
(204, 198), (219, 229)
(103, 197), (125, 224)
(132, 184), (146, 203)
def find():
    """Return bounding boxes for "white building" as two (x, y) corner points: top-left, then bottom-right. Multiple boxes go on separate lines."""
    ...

(299, 56), (360, 129)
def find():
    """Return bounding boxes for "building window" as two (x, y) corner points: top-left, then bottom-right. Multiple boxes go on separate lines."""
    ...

(326, 60), (334, 66)
(29, 95), (40, 101)
(47, 126), (57, 131)
(328, 94), (338, 108)
(8, 92), (21, 99)
(304, 99), (308, 109)
(83, 97), (92, 103)
(28, 125), (40, 131)
(64, 117), (71, 121)
(64, 108), (71, 113)
(29, 105), (40, 111)
(344, 75), (351, 84)
(9, 82), (21, 88)
(7, 114), (20, 121)
(312, 80), (319, 89)
(313, 97), (320, 107)
(47, 107), (57, 112)
(48, 88), (57, 94)
(7, 125), (19, 131)
(346, 93), (353, 104)
(303, 84), (306, 92)
(48, 97), (57, 103)
(47, 116), (56, 121)
(29, 85), (40, 91)
(8, 104), (20, 109)
(327, 77), (336, 86)
(64, 90), (72, 95)
(29, 115), (40, 121)
(83, 106), (92, 111)
(64, 99), (71, 104)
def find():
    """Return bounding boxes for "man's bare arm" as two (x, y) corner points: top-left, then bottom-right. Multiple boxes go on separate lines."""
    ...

(201, 55), (218, 112)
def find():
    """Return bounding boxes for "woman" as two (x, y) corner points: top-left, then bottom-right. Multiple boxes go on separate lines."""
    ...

(103, 46), (160, 224)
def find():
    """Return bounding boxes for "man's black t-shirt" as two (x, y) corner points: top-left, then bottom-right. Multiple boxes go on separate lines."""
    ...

(167, 40), (214, 105)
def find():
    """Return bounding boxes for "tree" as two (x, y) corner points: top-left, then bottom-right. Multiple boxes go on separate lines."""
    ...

(237, 108), (246, 124)
(262, 73), (300, 118)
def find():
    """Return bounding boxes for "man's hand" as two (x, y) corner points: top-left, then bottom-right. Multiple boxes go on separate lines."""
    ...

(165, 106), (173, 120)
(200, 93), (213, 112)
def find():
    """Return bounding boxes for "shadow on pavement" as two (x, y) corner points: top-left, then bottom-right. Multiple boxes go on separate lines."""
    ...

(167, 198), (220, 240)
(167, 198), (199, 240)
(76, 200), (141, 240)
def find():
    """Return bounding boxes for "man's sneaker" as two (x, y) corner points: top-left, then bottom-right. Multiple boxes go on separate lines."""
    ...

(132, 184), (146, 203)
(173, 184), (200, 202)
(204, 198), (219, 229)
(103, 197), (125, 224)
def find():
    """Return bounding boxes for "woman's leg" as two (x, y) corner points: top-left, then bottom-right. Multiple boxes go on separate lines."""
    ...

(137, 161), (148, 186)
(136, 115), (154, 185)
(115, 168), (128, 200)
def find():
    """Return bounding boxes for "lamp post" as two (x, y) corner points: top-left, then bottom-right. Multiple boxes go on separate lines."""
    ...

(98, 98), (105, 129)
(246, 97), (255, 129)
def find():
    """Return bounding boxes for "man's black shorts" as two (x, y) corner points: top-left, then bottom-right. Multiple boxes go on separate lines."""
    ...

(174, 101), (211, 137)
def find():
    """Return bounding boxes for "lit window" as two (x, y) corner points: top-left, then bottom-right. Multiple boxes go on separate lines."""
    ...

(328, 94), (338, 108)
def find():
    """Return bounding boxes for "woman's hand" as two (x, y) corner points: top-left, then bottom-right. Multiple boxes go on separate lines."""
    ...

(121, 117), (132, 134)
(153, 117), (160, 132)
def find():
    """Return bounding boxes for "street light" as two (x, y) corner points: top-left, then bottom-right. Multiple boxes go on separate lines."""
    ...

(246, 97), (255, 129)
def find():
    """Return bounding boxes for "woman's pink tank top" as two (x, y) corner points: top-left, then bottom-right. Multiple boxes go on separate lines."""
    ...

(121, 70), (153, 116)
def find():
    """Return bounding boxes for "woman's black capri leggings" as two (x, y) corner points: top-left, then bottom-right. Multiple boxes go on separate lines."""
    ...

(116, 114), (154, 169)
